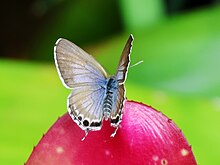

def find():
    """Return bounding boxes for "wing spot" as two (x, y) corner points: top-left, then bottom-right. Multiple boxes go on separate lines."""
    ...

(83, 119), (89, 127)
(90, 121), (101, 127)
(78, 116), (82, 121)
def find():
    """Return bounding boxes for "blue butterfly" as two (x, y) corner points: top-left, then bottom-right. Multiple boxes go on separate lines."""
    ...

(54, 35), (133, 139)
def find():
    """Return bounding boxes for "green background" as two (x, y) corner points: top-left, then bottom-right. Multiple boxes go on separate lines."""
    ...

(1, 1), (220, 164)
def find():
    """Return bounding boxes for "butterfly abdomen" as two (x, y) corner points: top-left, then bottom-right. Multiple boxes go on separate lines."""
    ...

(103, 77), (118, 119)
(103, 92), (113, 118)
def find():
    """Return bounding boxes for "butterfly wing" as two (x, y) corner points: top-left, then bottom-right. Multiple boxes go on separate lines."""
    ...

(68, 83), (106, 131)
(111, 35), (134, 127)
(54, 38), (108, 131)
(115, 34), (133, 84)
(110, 84), (125, 127)
(54, 38), (107, 89)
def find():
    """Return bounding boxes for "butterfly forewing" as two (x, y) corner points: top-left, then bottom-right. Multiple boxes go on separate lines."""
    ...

(54, 38), (108, 130)
(54, 38), (108, 89)
(116, 35), (133, 84)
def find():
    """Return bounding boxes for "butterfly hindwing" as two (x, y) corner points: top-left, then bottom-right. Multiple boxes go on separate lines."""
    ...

(110, 84), (125, 127)
(68, 83), (106, 131)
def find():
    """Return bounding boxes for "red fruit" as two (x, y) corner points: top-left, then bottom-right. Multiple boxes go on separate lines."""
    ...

(25, 100), (197, 165)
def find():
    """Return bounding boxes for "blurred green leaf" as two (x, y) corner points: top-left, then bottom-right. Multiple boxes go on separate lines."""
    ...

(119, 0), (164, 30)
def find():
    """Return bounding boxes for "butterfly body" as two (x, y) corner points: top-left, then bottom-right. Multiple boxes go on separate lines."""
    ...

(103, 76), (118, 120)
(54, 35), (133, 138)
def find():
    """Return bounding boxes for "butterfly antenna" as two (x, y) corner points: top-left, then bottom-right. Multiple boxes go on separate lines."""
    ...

(129, 60), (143, 68)
(81, 129), (89, 141)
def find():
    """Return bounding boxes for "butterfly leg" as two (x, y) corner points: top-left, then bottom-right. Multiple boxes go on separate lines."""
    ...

(81, 129), (89, 141)
(110, 126), (119, 138)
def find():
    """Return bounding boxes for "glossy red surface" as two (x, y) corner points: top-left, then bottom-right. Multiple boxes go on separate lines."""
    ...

(26, 100), (197, 165)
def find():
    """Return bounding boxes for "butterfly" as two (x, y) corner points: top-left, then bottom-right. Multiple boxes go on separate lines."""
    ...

(54, 34), (133, 139)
